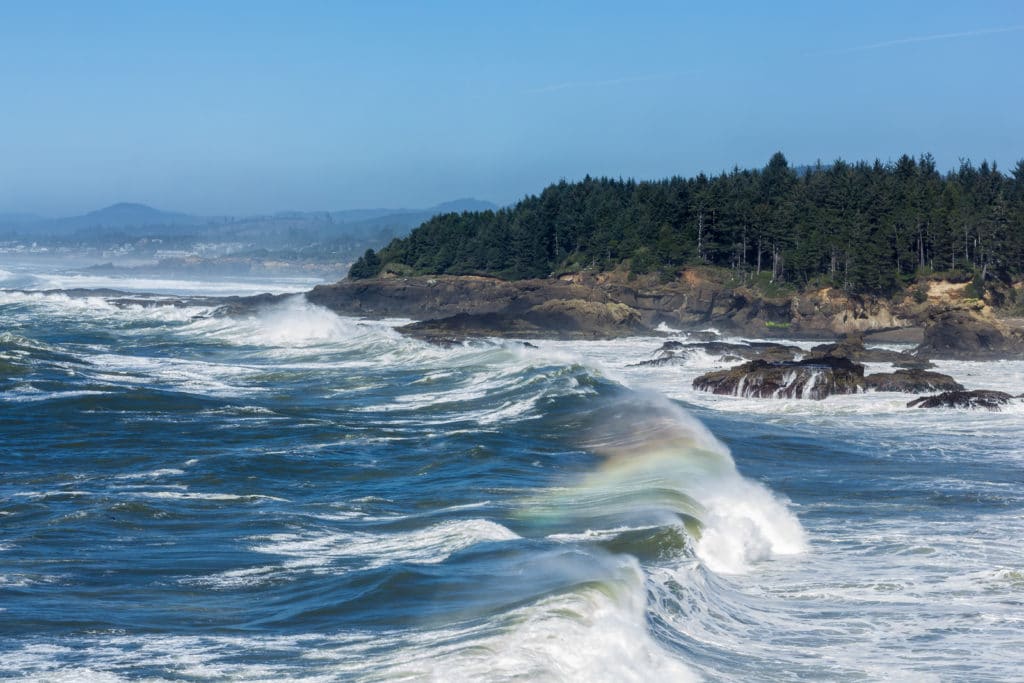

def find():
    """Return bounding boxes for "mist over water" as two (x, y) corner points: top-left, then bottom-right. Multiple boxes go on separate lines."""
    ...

(2, 268), (1023, 681)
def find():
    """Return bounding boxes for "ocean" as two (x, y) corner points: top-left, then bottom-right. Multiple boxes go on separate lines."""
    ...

(2, 263), (1023, 681)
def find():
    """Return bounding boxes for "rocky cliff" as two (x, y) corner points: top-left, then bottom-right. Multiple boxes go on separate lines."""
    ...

(304, 270), (1024, 352)
(306, 270), (916, 339)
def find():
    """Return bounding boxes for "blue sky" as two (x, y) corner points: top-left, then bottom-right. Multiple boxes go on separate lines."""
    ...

(1, 1), (1022, 215)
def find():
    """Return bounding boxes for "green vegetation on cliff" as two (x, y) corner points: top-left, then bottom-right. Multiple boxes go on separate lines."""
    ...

(350, 153), (1024, 295)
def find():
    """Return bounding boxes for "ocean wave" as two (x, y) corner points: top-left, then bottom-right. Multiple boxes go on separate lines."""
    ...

(523, 388), (806, 575)
(365, 555), (698, 682)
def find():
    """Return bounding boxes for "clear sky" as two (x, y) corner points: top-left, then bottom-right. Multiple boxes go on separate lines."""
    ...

(1, 1), (1022, 216)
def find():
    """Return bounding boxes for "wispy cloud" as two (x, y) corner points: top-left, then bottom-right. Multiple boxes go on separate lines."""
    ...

(829, 24), (1024, 54)
(524, 73), (671, 95)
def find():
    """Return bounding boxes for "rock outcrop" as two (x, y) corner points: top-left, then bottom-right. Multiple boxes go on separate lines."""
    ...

(808, 334), (923, 364)
(693, 355), (964, 400)
(632, 340), (801, 367)
(632, 341), (691, 366)
(863, 370), (963, 393)
(907, 390), (1016, 411)
(305, 272), (1024, 349)
(305, 272), (920, 339)
(692, 356), (865, 400)
(398, 300), (645, 341)
(915, 305), (1024, 360)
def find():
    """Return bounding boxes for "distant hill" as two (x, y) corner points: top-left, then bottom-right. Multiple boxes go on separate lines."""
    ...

(0, 203), (203, 238)
(81, 202), (195, 225)
(53, 203), (202, 235)
(0, 198), (500, 246)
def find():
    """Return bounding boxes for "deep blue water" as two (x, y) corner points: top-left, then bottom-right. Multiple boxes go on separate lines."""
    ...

(2, 276), (1023, 681)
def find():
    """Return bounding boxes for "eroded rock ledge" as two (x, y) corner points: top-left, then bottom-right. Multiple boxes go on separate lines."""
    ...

(305, 273), (1024, 361)
(305, 272), (920, 340)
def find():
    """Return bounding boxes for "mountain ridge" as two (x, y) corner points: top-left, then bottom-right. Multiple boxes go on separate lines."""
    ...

(0, 198), (500, 238)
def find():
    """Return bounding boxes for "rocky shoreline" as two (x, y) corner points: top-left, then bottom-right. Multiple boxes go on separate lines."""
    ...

(306, 271), (911, 339)
(300, 271), (1024, 410)
(305, 271), (1024, 358)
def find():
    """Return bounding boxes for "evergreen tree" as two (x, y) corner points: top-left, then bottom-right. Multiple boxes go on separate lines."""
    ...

(346, 153), (1024, 297)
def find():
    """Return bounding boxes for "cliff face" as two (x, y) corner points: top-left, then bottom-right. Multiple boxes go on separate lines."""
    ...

(305, 270), (926, 339)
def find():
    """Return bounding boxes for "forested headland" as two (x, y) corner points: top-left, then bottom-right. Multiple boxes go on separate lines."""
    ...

(349, 153), (1024, 296)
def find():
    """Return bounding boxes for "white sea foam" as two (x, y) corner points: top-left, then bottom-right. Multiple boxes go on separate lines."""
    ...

(365, 555), (698, 683)
(251, 518), (520, 571)
(182, 296), (401, 352)
(694, 479), (807, 574)
(114, 469), (185, 480)
(0, 386), (112, 403)
(0, 289), (216, 325)
(136, 491), (286, 502)
(19, 271), (321, 296)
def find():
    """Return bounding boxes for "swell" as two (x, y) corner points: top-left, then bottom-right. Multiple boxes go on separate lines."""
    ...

(0, 286), (811, 681)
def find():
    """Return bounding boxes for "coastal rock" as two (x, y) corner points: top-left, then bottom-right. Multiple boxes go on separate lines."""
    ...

(307, 272), (1023, 343)
(632, 340), (801, 367)
(808, 334), (924, 364)
(399, 312), (541, 340)
(907, 390), (1015, 411)
(305, 272), (924, 339)
(726, 341), (802, 362)
(398, 300), (644, 340)
(632, 341), (691, 367)
(692, 356), (865, 400)
(306, 275), (530, 319)
(522, 299), (643, 337)
(864, 370), (963, 393)
(892, 359), (936, 370)
(789, 288), (910, 337)
(915, 306), (1024, 359)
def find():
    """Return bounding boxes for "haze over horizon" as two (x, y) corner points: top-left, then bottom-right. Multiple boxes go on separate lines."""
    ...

(2, 1), (1022, 216)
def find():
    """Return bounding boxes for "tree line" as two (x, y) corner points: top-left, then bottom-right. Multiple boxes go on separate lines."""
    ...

(349, 152), (1024, 295)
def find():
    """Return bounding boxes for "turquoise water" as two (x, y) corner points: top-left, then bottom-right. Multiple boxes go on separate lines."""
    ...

(2, 267), (1023, 681)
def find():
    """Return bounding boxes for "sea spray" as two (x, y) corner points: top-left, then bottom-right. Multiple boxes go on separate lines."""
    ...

(520, 389), (806, 574)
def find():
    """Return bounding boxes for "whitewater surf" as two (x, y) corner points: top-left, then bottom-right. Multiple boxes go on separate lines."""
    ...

(2, 272), (1023, 681)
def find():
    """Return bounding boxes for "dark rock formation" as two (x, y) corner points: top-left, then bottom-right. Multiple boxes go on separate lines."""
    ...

(212, 293), (292, 317)
(892, 359), (936, 370)
(915, 306), (1024, 359)
(626, 337), (802, 366)
(808, 334), (923, 364)
(730, 341), (803, 362)
(398, 300), (645, 341)
(907, 390), (1015, 411)
(632, 341), (692, 367)
(304, 273), (918, 339)
(692, 356), (865, 400)
(632, 340), (801, 367)
(864, 369), (963, 393)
